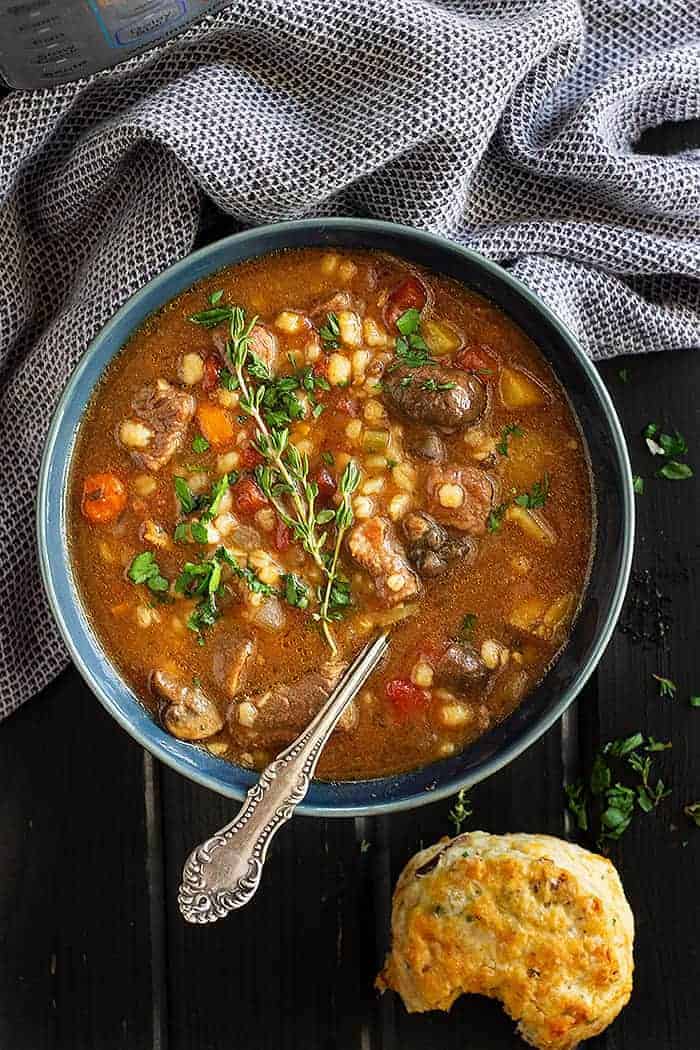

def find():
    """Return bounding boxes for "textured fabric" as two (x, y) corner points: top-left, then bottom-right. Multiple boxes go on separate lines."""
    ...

(1, 0), (699, 718)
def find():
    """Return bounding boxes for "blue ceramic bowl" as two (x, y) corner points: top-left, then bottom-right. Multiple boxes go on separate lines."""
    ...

(37, 219), (634, 816)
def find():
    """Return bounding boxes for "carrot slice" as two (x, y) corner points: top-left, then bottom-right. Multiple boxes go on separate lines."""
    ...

(81, 473), (127, 524)
(196, 401), (235, 447)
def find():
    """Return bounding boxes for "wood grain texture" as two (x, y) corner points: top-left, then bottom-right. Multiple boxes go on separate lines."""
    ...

(0, 670), (159, 1050)
(583, 355), (700, 1050)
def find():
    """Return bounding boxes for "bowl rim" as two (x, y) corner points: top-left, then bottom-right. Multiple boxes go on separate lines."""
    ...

(37, 217), (634, 816)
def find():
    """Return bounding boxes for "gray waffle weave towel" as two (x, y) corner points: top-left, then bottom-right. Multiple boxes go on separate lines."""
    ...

(1, 0), (699, 717)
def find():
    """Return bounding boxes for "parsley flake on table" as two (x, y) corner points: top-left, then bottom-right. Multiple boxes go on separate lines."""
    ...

(642, 423), (693, 479)
(496, 422), (524, 457)
(618, 368), (629, 383)
(684, 802), (700, 827)
(565, 781), (588, 830)
(652, 673), (676, 699)
(658, 461), (693, 480)
(633, 475), (644, 494)
(564, 731), (672, 847)
(690, 695), (700, 708)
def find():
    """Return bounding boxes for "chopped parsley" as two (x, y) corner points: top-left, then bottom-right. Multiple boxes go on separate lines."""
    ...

(658, 461), (693, 480)
(321, 450), (335, 466)
(174, 475), (200, 515)
(187, 306), (234, 329)
(209, 289), (224, 306)
(219, 368), (239, 391)
(459, 613), (477, 639)
(390, 308), (436, 370)
(632, 475), (644, 494)
(192, 434), (210, 454)
(359, 839), (371, 853)
(618, 368), (629, 383)
(690, 695), (700, 708)
(684, 802), (700, 827)
(565, 781), (588, 830)
(496, 422), (524, 457)
(566, 731), (672, 847)
(643, 423), (693, 480)
(448, 788), (472, 834)
(420, 378), (456, 392)
(487, 502), (508, 533)
(319, 311), (340, 349)
(127, 551), (169, 595)
(282, 572), (310, 610)
(652, 673), (676, 699)
(514, 474), (550, 510)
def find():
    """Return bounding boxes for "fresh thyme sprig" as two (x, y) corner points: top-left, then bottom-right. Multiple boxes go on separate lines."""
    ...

(317, 460), (361, 629)
(225, 305), (356, 654)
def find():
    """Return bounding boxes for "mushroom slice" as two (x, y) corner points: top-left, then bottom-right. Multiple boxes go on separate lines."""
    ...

(152, 670), (224, 741)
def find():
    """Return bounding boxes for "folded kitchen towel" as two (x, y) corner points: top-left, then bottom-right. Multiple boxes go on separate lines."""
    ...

(1, 0), (699, 717)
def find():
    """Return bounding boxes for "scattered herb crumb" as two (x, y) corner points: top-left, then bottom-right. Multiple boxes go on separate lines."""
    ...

(652, 674), (676, 699)
(359, 839), (371, 853)
(448, 788), (473, 834)
(690, 695), (700, 708)
(632, 475), (644, 494)
(684, 802), (700, 827)
(618, 368), (629, 383)
(495, 422), (524, 457)
(192, 434), (210, 454)
(565, 732), (672, 847)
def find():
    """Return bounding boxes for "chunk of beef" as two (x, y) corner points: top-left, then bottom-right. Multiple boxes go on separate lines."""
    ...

(406, 427), (445, 461)
(212, 636), (255, 699)
(123, 379), (195, 472)
(152, 670), (224, 741)
(348, 517), (421, 606)
(248, 323), (279, 375)
(426, 464), (495, 534)
(436, 642), (489, 689)
(312, 290), (364, 321)
(229, 660), (352, 747)
(383, 365), (487, 432)
(402, 511), (475, 578)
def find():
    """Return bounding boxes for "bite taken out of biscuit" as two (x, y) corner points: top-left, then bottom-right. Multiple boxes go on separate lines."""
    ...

(377, 831), (634, 1050)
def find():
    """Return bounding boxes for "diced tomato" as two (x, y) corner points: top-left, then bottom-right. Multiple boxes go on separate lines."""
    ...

(202, 353), (222, 392)
(233, 477), (268, 515)
(240, 445), (264, 469)
(314, 467), (337, 499)
(453, 344), (499, 378)
(81, 473), (127, 524)
(385, 276), (427, 327)
(385, 677), (430, 716)
(274, 518), (292, 551)
(334, 395), (360, 418)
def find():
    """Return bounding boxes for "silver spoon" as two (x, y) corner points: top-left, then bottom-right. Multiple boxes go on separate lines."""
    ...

(178, 630), (390, 923)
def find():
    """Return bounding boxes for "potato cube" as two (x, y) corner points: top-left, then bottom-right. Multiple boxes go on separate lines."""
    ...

(499, 367), (548, 409)
(422, 318), (461, 356)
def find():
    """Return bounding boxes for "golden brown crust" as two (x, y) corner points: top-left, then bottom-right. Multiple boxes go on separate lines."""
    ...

(377, 832), (634, 1050)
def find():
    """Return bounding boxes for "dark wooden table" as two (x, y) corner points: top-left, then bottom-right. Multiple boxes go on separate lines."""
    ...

(2, 126), (699, 1050)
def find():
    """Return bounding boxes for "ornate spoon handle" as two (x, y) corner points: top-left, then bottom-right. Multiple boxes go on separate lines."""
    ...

(178, 631), (389, 924)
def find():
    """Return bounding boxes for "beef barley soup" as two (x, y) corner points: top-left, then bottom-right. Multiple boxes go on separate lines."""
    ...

(69, 248), (594, 780)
